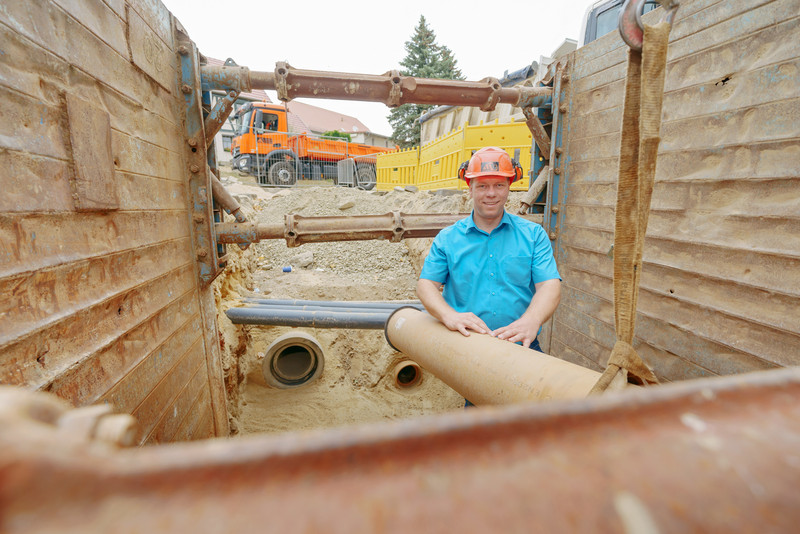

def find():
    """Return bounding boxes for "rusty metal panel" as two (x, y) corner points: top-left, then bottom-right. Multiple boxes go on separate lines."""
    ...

(1, 263), (196, 389)
(0, 153), (74, 213)
(48, 291), (200, 406)
(1, 368), (799, 533)
(145, 365), (208, 444)
(128, 6), (174, 93)
(131, 338), (206, 444)
(551, 0), (800, 379)
(0, 238), (191, 355)
(51, 0), (129, 59)
(0, 0), (226, 444)
(0, 211), (190, 278)
(65, 94), (118, 212)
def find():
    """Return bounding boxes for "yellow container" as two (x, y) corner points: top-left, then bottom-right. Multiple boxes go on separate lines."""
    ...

(376, 146), (419, 191)
(377, 119), (535, 191)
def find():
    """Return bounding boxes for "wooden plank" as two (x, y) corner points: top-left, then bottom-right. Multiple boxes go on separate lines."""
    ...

(0, 210), (191, 279)
(46, 290), (199, 405)
(1, 238), (192, 349)
(51, 0), (128, 59)
(145, 365), (208, 444)
(127, 6), (175, 93)
(66, 94), (118, 211)
(132, 338), (205, 443)
(0, 263), (196, 388)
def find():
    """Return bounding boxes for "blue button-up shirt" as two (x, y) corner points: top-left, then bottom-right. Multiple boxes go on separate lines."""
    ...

(420, 210), (560, 332)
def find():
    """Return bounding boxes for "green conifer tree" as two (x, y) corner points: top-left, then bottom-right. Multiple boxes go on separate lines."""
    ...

(388, 16), (465, 148)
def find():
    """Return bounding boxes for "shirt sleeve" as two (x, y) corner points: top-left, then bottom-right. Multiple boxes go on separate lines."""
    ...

(419, 234), (450, 284)
(531, 225), (561, 284)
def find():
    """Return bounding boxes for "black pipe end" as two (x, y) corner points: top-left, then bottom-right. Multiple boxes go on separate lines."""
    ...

(384, 306), (423, 352)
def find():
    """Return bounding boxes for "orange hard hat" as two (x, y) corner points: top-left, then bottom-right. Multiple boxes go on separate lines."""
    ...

(458, 146), (522, 185)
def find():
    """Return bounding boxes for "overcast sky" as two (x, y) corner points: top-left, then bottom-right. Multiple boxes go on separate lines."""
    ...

(162, 0), (598, 136)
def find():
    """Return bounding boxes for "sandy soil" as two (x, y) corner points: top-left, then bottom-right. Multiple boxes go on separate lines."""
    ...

(214, 172), (525, 436)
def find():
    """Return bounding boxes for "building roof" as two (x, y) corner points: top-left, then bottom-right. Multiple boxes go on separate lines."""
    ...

(286, 100), (371, 134)
(205, 57), (271, 102)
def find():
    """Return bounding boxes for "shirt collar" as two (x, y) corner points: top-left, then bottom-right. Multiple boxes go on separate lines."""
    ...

(466, 210), (512, 234)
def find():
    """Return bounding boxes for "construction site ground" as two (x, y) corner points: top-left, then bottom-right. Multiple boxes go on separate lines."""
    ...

(214, 170), (529, 436)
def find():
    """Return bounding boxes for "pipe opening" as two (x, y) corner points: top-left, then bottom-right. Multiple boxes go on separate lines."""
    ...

(393, 361), (421, 388)
(263, 332), (324, 389)
(271, 346), (316, 385)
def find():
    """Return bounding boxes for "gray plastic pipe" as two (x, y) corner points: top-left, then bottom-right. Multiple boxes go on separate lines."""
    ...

(226, 307), (390, 329)
(241, 298), (423, 310)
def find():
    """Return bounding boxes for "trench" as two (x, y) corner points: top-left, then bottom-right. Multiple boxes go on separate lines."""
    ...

(214, 174), (481, 436)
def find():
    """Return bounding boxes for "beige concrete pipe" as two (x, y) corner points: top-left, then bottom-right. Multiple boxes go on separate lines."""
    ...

(385, 307), (616, 405)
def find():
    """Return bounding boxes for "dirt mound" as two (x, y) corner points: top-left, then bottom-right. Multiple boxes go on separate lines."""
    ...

(214, 181), (525, 435)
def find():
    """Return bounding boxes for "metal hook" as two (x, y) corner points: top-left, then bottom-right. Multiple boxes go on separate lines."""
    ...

(619, 0), (680, 52)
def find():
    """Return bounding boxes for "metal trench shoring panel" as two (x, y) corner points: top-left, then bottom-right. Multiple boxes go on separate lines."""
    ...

(2, 367), (799, 532)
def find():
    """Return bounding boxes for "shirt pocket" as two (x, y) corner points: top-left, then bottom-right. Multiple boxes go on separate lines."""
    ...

(502, 256), (532, 287)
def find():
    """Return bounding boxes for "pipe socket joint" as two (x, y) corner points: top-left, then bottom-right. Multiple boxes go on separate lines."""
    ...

(263, 332), (325, 389)
(393, 360), (422, 388)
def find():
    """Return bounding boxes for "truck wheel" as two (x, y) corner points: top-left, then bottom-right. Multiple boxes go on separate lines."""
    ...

(268, 160), (297, 187)
(355, 164), (376, 190)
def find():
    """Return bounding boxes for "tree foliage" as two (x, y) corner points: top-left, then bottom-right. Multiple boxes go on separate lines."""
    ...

(322, 130), (352, 142)
(388, 16), (465, 148)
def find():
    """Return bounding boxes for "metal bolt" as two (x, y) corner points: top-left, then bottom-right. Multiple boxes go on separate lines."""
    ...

(193, 215), (205, 224)
(549, 232), (557, 240)
(559, 104), (568, 113)
(555, 147), (563, 155)
(196, 248), (208, 258)
(177, 46), (189, 56)
(181, 84), (192, 94)
(552, 207), (560, 214)
(554, 167), (562, 175)
(187, 138), (198, 147)
(189, 164), (200, 173)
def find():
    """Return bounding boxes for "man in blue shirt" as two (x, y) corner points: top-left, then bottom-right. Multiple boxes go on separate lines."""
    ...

(417, 147), (562, 353)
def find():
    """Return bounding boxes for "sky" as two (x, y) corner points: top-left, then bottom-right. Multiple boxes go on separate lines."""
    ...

(162, 0), (598, 136)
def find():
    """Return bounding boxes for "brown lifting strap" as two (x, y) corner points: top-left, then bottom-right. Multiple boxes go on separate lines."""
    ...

(590, 22), (672, 394)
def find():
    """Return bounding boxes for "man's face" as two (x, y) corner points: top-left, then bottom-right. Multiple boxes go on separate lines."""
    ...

(469, 176), (511, 222)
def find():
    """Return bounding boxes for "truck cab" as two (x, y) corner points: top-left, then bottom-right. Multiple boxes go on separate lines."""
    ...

(230, 102), (290, 178)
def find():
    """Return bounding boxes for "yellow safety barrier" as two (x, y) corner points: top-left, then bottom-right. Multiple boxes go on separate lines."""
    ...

(376, 146), (420, 191)
(376, 120), (534, 191)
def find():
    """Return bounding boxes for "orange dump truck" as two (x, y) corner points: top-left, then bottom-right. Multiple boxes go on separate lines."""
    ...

(231, 102), (392, 189)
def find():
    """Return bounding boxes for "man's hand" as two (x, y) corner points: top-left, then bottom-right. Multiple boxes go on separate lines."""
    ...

(441, 310), (493, 338)
(417, 278), (492, 338)
(493, 315), (541, 348)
